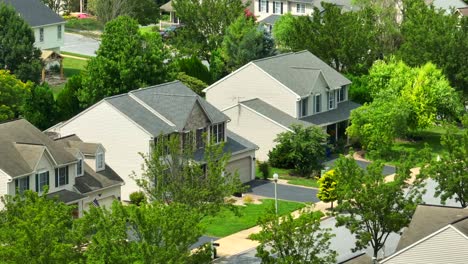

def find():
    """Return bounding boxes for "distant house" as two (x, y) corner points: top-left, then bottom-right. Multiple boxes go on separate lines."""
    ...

(204, 50), (360, 160)
(48, 81), (258, 201)
(0, 119), (123, 217)
(1, 0), (65, 52)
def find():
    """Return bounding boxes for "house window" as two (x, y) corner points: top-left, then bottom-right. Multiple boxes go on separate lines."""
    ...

(182, 131), (193, 150)
(15, 176), (29, 194)
(39, 28), (44, 42)
(300, 97), (308, 117)
(210, 123), (225, 144)
(77, 158), (83, 176)
(196, 127), (206, 149)
(57, 25), (62, 40)
(260, 0), (268, 12)
(338, 86), (347, 102)
(96, 152), (104, 171)
(273, 1), (282, 14)
(55, 166), (69, 187)
(314, 94), (322, 113)
(328, 91), (336, 110)
(36, 171), (49, 192)
(297, 3), (305, 13)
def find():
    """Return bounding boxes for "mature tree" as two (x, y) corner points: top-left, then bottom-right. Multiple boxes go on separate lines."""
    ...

(136, 134), (244, 218)
(56, 74), (83, 122)
(333, 156), (421, 260)
(220, 15), (275, 73)
(0, 70), (32, 122)
(251, 208), (337, 264)
(87, 0), (131, 24)
(78, 201), (211, 263)
(268, 124), (328, 177)
(126, 0), (160, 25)
(171, 0), (245, 62)
(0, 191), (83, 263)
(40, 0), (62, 13)
(175, 56), (212, 84)
(0, 4), (42, 83)
(419, 118), (468, 207)
(176, 72), (207, 96)
(79, 16), (169, 107)
(273, 4), (378, 75)
(22, 84), (57, 130)
(317, 170), (338, 210)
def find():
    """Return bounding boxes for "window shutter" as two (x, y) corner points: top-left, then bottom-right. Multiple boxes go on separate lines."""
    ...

(46, 171), (50, 186)
(55, 168), (59, 187)
(273, 1), (275, 12)
(35, 174), (39, 192)
(258, 0), (261, 11)
(65, 166), (69, 185)
(26, 176), (30, 190)
(281, 2), (283, 14)
(15, 179), (18, 194)
(266, 1), (269, 12)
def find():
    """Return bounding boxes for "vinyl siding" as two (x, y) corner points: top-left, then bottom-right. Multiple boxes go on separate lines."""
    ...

(229, 150), (256, 183)
(206, 64), (299, 117)
(224, 105), (289, 161)
(55, 101), (151, 201)
(33, 23), (65, 51)
(35, 151), (76, 194)
(82, 185), (121, 212)
(383, 227), (468, 264)
(0, 169), (10, 210)
(288, 1), (314, 15)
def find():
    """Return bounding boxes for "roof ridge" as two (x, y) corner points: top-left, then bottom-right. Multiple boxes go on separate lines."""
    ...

(0, 117), (24, 125)
(54, 134), (78, 141)
(14, 142), (45, 147)
(450, 215), (468, 225)
(131, 80), (182, 93)
(251, 52), (295, 63)
(418, 204), (466, 209)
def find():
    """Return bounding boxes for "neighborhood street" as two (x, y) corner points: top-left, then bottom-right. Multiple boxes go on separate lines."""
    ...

(62, 33), (99, 57)
(247, 180), (319, 203)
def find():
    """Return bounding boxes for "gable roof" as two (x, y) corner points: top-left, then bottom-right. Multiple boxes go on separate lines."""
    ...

(58, 134), (103, 156)
(193, 131), (258, 162)
(1, 0), (64, 27)
(300, 100), (361, 126)
(240, 98), (312, 129)
(0, 119), (77, 177)
(252, 51), (351, 97)
(106, 81), (229, 136)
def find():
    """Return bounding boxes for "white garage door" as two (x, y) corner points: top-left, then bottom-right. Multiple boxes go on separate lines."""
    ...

(226, 157), (252, 183)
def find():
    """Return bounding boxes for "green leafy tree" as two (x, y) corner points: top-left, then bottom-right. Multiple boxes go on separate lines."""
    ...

(333, 156), (421, 260)
(127, 0), (160, 25)
(136, 134), (244, 218)
(176, 72), (207, 96)
(268, 124), (328, 177)
(87, 0), (131, 24)
(78, 201), (211, 263)
(56, 74), (83, 122)
(175, 56), (212, 84)
(317, 170), (337, 209)
(0, 3), (42, 83)
(0, 190), (83, 263)
(171, 0), (246, 62)
(22, 84), (57, 130)
(220, 15), (275, 73)
(251, 208), (337, 264)
(0, 70), (32, 122)
(419, 118), (468, 207)
(40, 0), (62, 13)
(79, 16), (169, 107)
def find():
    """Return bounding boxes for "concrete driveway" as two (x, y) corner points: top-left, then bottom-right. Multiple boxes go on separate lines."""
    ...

(323, 158), (396, 176)
(62, 33), (99, 57)
(247, 180), (319, 203)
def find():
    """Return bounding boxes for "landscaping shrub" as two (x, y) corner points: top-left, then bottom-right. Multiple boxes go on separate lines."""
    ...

(129, 191), (146, 206)
(243, 195), (254, 204)
(257, 161), (270, 180)
(175, 56), (212, 84)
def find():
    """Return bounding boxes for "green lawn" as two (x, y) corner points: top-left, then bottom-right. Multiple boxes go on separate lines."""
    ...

(201, 199), (306, 237)
(139, 25), (158, 35)
(61, 51), (93, 59)
(65, 18), (104, 32)
(256, 167), (319, 188)
(63, 57), (88, 78)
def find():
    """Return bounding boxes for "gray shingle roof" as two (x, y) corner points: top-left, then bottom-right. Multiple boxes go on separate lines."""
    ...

(193, 131), (258, 162)
(300, 100), (361, 126)
(0, 119), (77, 177)
(47, 189), (86, 204)
(339, 253), (373, 264)
(253, 51), (351, 97)
(259, 14), (282, 25)
(240, 98), (312, 129)
(314, 0), (358, 12)
(1, 0), (64, 27)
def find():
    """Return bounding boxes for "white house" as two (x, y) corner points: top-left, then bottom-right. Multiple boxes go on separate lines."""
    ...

(0, 119), (123, 217)
(203, 50), (360, 160)
(1, 0), (65, 52)
(48, 81), (258, 202)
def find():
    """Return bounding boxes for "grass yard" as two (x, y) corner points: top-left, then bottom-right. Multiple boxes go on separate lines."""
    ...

(256, 167), (319, 188)
(63, 57), (88, 78)
(139, 25), (158, 35)
(201, 199), (306, 237)
(65, 18), (104, 32)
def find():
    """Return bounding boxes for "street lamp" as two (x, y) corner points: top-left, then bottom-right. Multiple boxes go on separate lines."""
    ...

(273, 173), (279, 215)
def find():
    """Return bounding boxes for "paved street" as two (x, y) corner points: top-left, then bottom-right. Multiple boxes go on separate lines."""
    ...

(323, 158), (396, 176)
(247, 180), (319, 203)
(191, 235), (218, 250)
(62, 33), (99, 57)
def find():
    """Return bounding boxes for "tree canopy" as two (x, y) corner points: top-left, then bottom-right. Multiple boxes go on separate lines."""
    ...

(0, 70), (32, 122)
(22, 84), (57, 130)
(317, 170), (338, 209)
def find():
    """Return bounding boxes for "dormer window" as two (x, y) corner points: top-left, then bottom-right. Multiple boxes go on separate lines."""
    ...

(210, 123), (225, 144)
(96, 152), (105, 171)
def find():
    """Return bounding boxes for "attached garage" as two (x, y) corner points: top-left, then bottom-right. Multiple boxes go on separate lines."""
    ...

(226, 156), (253, 183)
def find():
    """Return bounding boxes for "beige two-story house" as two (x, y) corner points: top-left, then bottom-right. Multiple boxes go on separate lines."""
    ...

(203, 50), (361, 160)
(48, 81), (258, 202)
(0, 119), (123, 217)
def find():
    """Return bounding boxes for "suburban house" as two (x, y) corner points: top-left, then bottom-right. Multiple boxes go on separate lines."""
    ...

(380, 205), (468, 264)
(1, 0), (65, 52)
(48, 81), (258, 202)
(203, 50), (360, 160)
(0, 119), (123, 217)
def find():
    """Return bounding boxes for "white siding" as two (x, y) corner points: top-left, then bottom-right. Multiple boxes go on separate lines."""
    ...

(206, 64), (299, 117)
(288, 1), (314, 15)
(383, 227), (468, 264)
(33, 23), (65, 52)
(32, 152), (77, 194)
(82, 185), (121, 212)
(55, 101), (152, 201)
(224, 105), (289, 161)
(0, 169), (11, 210)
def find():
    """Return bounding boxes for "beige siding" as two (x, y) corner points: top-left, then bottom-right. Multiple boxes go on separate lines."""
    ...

(383, 227), (468, 264)
(0, 169), (10, 210)
(224, 105), (289, 161)
(206, 64), (299, 117)
(35, 151), (77, 194)
(33, 23), (65, 51)
(288, 2), (314, 15)
(54, 101), (152, 202)
(82, 185), (121, 212)
(228, 150), (256, 183)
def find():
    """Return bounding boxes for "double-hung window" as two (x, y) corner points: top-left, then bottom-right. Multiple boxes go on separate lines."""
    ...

(182, 131), (193, 150)
(210, 123), (225, 144)
(260, 0), (268, 12)
(36, 171), (49, 192)
(338, 86), (347, 102)
(15, 176), (30, 194)
(327, 90), (336, 110)
(300, 97), (308, 117)
(57, 25), (62, 40)
(273, 1), (282, 14)
(297, 3), (305, 13)
(39, 28), (44, 42)
(55, 166), (69, 187)
(96, 152), (105, 171)
(314, 94), (322, 113)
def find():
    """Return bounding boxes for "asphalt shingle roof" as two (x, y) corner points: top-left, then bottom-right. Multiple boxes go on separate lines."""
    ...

(1, 0), (64, 27)
(241, 98), (312, 129)
(300, 100), (361, 126)
(193, 131), (258, 162)
(259, 14), (282, 25)
(47, 189), (86, 204)
(253, 51), (351, 97)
